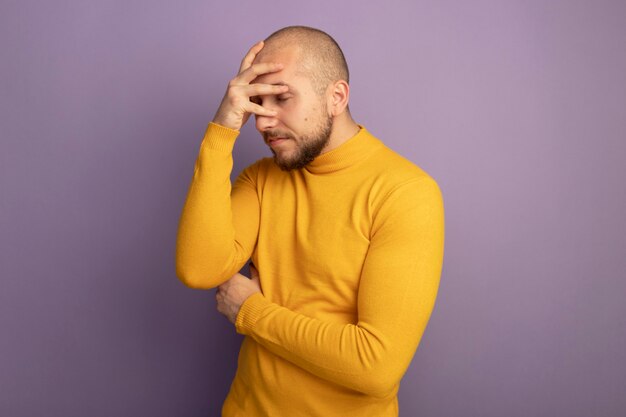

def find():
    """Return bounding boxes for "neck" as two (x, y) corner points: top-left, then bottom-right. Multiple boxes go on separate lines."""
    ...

(321, 113), (361, 154)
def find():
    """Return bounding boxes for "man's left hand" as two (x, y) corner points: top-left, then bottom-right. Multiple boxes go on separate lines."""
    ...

(216, 264), (262, 324)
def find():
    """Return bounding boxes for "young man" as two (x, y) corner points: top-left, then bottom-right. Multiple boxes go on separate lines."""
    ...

(176, 26), (445, 417)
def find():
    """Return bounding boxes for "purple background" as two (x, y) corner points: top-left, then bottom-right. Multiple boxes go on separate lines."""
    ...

(1, 1), (625, 416)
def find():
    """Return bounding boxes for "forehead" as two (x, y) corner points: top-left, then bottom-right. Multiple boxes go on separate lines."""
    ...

(251, 44), (308, 86)
(253, 43), (300, 65)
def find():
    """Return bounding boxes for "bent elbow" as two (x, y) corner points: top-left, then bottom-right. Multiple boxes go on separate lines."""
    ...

(175, 263), (224, 290)
(343, 356), (401, 398)
(175, 248), (239, 289)
(357, 371), (399, 399)
(176, 268), (209, 290)
(345, 328), (406, 398)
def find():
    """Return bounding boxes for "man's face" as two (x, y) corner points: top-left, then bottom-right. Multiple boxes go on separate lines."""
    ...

(250, 45), (333, 171)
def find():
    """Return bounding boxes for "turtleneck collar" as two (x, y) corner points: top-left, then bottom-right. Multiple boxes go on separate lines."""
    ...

(305, 125), (383, 174)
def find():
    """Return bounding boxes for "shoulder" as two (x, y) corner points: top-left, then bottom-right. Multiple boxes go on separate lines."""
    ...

(364, 131), (442, 203)
(367, 147), (444, 235)
(234, 156), (276, 187)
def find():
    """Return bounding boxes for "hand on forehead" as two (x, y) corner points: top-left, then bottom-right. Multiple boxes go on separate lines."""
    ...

(250, 49), (299, 86)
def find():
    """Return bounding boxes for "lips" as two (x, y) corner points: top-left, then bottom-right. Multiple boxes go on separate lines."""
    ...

(268, 137), (289, 146)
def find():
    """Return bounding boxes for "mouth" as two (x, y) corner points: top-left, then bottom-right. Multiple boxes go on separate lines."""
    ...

(268, 137), (290, 147)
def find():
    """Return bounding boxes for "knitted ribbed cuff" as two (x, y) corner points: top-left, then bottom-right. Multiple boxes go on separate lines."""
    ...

(235, 292), (269, 335)
(200, 122), (239, 153)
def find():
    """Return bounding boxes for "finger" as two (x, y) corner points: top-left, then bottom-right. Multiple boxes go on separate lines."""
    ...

(235, 62), (284, 84)
(243, 83), (288, 98)
(244, 101), (277, 117)
(238, 40), (265, 74)
(215, 292), (221, 306)
(250, 271), (261, 292)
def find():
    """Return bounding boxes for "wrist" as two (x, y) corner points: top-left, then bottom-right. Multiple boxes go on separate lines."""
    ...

(212, 112), (240, 131)
(235, 292), (267, 335)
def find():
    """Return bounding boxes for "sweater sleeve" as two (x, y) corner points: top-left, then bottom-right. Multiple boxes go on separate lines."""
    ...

(175, 122), (261, 289)
(235, 177), (445, 398)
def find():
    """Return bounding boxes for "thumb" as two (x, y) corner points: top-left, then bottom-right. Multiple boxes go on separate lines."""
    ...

(249, 262), (259, 281)
(249, 263), (262, 292)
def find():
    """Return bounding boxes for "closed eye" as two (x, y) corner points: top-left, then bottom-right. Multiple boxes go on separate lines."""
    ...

(249, 95), (292, 105)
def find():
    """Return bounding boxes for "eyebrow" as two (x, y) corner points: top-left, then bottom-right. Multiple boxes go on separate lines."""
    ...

(272, 81), (296, 91)
(250, 82), (297, 102)
(252, 80), (296, 91)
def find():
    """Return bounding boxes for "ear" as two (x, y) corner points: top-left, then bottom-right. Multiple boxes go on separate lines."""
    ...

(327, 80), (350, 117)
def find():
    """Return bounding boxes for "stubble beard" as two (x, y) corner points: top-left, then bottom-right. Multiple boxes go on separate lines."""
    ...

(266, 114), (334, 172)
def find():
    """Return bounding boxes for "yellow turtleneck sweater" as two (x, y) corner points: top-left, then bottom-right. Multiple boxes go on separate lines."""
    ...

(176, 122), (445, 417)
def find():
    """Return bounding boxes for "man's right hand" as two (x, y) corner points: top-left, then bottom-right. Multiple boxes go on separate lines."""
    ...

(212, 40), (288, 131)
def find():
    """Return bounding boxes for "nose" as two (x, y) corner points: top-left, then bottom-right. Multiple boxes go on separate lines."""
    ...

(255, 115), (277, 133)
(255, 101), (279, 132)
